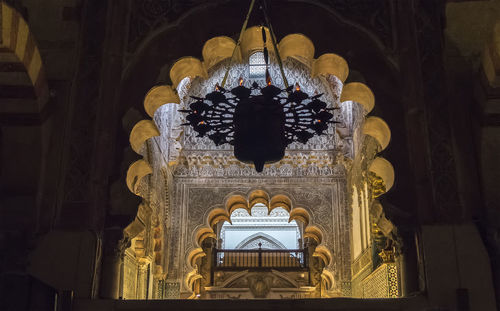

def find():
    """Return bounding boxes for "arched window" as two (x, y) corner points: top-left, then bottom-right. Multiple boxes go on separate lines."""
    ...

(235, 232), (287, 249)
(220, 204), (300, 250)
(248, 51), (266, 79)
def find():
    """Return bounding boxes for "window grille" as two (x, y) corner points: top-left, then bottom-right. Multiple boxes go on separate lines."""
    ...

(249, 51), (266, 79)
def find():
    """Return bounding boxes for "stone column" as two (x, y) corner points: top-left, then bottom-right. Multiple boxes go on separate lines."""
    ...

(136, 259), (151, 299)
(99, 227), (130, 299)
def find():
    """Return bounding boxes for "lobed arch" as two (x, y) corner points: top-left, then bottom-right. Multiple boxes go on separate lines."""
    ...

(363, 116), (391, 151)
(186, 190), (334, 293)
(126, 28), (396, 200)
(369, 157), (395, 192)
(119, 5), (411, 297)
(118, 0), (415, 225)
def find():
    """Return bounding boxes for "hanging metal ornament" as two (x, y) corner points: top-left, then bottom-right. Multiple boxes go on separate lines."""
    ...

(180, 0), (338, 172)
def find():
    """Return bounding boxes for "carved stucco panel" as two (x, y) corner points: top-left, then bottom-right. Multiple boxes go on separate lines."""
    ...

(171, 179), (351, 293)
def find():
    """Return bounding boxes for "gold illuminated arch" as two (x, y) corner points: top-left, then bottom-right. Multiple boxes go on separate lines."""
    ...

(123, 29), (397, 298)
(126, 29), (395, 197)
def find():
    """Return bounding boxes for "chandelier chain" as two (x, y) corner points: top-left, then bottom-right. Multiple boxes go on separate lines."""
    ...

(221, 0), (256, 88)
(260, 0), (289, 89)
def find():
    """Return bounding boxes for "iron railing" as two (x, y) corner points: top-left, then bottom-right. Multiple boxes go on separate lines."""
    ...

(214, 248), (307, 269)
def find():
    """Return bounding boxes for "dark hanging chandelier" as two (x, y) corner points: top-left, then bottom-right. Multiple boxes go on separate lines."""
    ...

(180, 0), (337, 172)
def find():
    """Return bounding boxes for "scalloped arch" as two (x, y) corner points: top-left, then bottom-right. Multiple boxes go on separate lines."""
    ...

(240, 26), (272, 61)
(143, 85), (180, 118)
(169, 56), (207, 88)
(195, 227), (216, 246)
(129, 120), (160, 154)
(313, 245), (332, 266)
(363, 116), (391, 150)
(369, 157), (395, 192)
(185, 269), (202, 294)
(321, 269), (335, 290)
(340, 82), (375, 114)
(312, 53), (349, 83)
(304, 225), (323, 244)
(225, 194), (249, 215)
(279, 33), (315, 66)
(187, 248), (206, 268)
(202, 36), (236, 70)
(288, 207), (311, 226)
(208, 208), (232, 228)
(270, 194), (293, 213)
(248, 189), (270, 208)
(126, 159), (152, 195)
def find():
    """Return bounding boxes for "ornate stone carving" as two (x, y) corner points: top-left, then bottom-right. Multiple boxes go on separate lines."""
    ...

(378, 249), (395, 264)
(248, 275), (272, 298)
(368, 172), (386, 199)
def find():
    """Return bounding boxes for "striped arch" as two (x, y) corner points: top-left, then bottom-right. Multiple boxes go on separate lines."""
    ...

(0, 2), (49, 113)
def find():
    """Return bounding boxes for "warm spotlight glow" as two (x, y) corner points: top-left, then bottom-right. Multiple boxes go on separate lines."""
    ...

(239, 77), (244, 86)
(295, 83), (300, 92)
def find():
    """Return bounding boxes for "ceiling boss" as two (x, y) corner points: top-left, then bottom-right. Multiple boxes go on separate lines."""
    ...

(180, 0), (338, 172)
